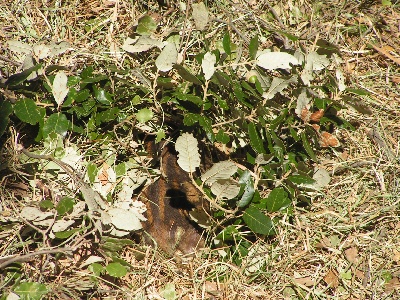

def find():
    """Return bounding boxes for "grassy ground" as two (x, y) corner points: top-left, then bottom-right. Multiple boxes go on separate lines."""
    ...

(1, 0), (399, 299)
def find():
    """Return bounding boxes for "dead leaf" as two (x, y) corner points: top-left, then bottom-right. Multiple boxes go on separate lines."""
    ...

(309, 109), (324, 123)
(294, 276), (315, 287)
(345, 247), (359, 264)
(385, 277), (400, 293)
(320, 131), (340, 147)
(324, 269), (339, 288)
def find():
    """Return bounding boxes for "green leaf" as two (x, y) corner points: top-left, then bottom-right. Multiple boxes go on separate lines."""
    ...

(156, 129), (166, 143)
(136, 108), (153, 123)
(346, 88), (370, 96)
(105, 262), (127, 278)
(216, 130), (230, 144)
(136, 15), (157, 36)
(56, 197), (75, 216)
(248, 122), (265, 154)
(0, 98), (13, 137)
(100, 237), (134, 252)
(223, 32), (231, 55)
(39, 200), (54, 209)
(5, 64), (42, 87)
(266, 187), (291, 212)
(14, 98), (43, 125)
(300, 131), (317, 161)
(237, 170), (255, 208)
(42, 113), (70, 138)
(95, 107), (120, 125)
(183, 113), (200, 126)
(54, 228), (80, 239)
(88, 263), (104, 276)
(87, 164), (97, 184)
(249, 35), (259, 60)
(215, 225), (240, 242)
(243, 206), (275, 235)
(174, 65), (203, 85)
(94, 88), (113, 105)
(161, 283), (176, 300)
(14, 282), (47, 300)
(288, 174), (315, 186)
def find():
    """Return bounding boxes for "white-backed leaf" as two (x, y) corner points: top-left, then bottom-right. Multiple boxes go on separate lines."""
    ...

(52, 219), (75, 232)
(33, 43), (51, 59)
(210, 179), (240, 199)
(21, 207), (53, 221)
(312, 167), (331, 190)
(202, 52), (216, 80)
(336, 69), (346, 91)
(263, 75), (297, 100)
(52, 71), (69, 107)
(306, 51), (330, 71)
(175, 133), (200, 173)
(122, 36), (163, 53)
(7, 40), (32, 54)
(107, 207), (143, 231)
(256, 52), (300, 70)
(192, 2), (209, 31)
(49, 41), (71, 56)
(156, 42), (178, 72)
(80, 256), (104, 268)
(201, 161), (237, 186)
(22, 55), (38, 80)
(295, 88), (311, 117)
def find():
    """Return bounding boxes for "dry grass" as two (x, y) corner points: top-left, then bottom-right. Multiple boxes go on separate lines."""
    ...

(1, 0), (399, 299)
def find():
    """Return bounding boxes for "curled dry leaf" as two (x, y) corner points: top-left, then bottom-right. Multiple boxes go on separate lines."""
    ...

(320, 131), (340, 147)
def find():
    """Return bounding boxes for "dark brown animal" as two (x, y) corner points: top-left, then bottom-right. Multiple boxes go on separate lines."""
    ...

(141, 142), (208, 256)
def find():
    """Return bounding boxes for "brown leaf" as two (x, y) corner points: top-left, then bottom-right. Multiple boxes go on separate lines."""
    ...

(385, 277), (400, 293)
(320, 131), (340, 147)
(324, 269), (339, 288)
(294, 276), (315, 287)
(309, 109), (324, 123)
(345, 247), (359, 263)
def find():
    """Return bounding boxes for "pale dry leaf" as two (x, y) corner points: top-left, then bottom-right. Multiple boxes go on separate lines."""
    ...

(7, 40), (32, 54)
(336, 69), (346, 91)
(48, 41), (71, 56)
(155, 42), (178, 72)
(202, 52), (216, 80)
(295, 88), (311, 118)
(312, 167), (331, 190)
(80, 256), (104, 268)
(201, 161), (237, 186)
(33, 43), (51, 59)
(263, 75), (297, 100)
(307, 51), (330, 71)
(52, 71), (69, 107)
(192, 2), (209, 31)
(22, 55), (38, 81)
(175, 132), (200, 173)
(256, 52), (300, 70)
(52, 219), (75, 233)
(122, 36), (163, 53)
(21, 207), (53, 221)
(210, 179), (240, 199)
(107, 207), (143, 231)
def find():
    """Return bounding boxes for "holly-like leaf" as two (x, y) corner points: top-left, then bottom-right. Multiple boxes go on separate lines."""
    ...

(266, 187), (291, 212)
(136, 108), (153, 123)
(243, 207), (275, 235)
(14, 282), (48, 300)
(42, 113), (70, 138)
